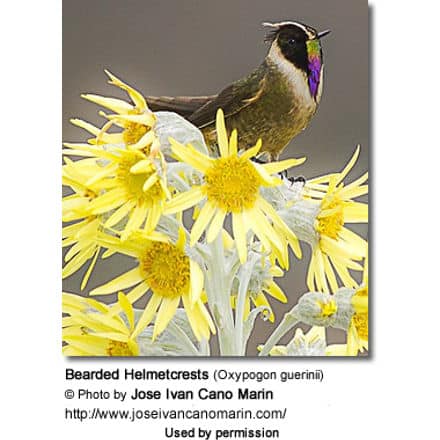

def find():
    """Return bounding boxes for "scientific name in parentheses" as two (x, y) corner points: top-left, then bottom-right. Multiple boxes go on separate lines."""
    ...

(130, 388), (274, 400)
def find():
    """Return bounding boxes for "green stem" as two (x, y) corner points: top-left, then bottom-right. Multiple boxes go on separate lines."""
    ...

(209, 234), (237, 356)
(234, 254), (257, 355)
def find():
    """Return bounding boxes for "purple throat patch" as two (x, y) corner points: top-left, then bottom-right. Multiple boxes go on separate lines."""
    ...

(308, 57), (321, 99)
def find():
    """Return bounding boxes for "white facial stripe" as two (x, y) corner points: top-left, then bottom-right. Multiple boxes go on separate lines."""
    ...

(268, 42), (314, 104)
(262, 21), (316, 39)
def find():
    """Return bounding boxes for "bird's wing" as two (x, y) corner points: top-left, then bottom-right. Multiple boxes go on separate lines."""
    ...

(145, 95), (217, 118)
(188, 67), (267, 128)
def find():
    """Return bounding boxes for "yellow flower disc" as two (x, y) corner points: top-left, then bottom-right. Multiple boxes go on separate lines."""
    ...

(106, 341), (134, 356)
(352, 313), (368, 340)
(117, 154), (163, 202)
(352, 286), (368, 340)
(140, 242), (190, 298)
(123, 122), (149, 147)
(204, 156), (261, 212)
(317, 198), (344, 239)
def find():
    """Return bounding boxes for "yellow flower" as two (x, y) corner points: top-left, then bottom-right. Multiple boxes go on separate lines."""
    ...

(165, 109), (304, 264)
(62, 292), (140, 356)
(63, 144), (170, 238)
(62, 159), (111, 289)
(347, 255), (368, 355)
(72, 70), (159, 154)
(90, 228), (215, 341)
(62, 218), (102, 289)
(305, 146), (368, 292)
(63, 71), (170, 237)
(231, 261), (287, 323)
(260, 326), (344, 356)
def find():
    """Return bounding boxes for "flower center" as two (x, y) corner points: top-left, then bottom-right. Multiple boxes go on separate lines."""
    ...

(352, 285), (368, 340)
(123, 122), (149, 147)
(106, 340), (134, 356)
(317, 198), (344, 239)
(204, 156), (261, 213)
(352, 312), (368, 340)
(139, 242), (190, 298)
(117, 154), (163, 203)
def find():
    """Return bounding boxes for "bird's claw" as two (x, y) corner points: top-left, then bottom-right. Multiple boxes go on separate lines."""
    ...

(287, 175), (306, 186)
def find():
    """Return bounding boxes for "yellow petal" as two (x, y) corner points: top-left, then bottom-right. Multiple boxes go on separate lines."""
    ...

(89, 188), (127, 214)
(70, 118), (100, 136)
(80, 247), (100, 290)
(338, 145), (360, 184)
(241, 139), (262, 160)
(182, 294), (202, 340)
(257, 198), (302, 258)
(229, 129), (238, 156)
(142, 173), (159, 192)
(164, 186), (205, 215)
(170, 138), (214, 173)
(130, 130), (156, 150)
(314, 249), (329, 292)
(176, 227), (187, 251)
(90, 267), (144, 296)
(62, 246), (96, 279)
(81, 94), (133, 114)
(253, 293), (274, 322)
(252, 162), (280, 186)
(153, 296), (180, 340)
(124, 281), (150, 306)
(130, 159), (154, 175)
(261, 157), (306, 175)
(322, 253), (339, 293)
(132, 293), (162, 337)
(195, 300), (216, 335)
(121, 204), (148, 241)
(265, 282), (287, 303)
(206, 209), (226, 243)
(104, 200), (135, 228)
(117, 292), (134, 331)
(144, 202), (162, 233)
(338, 227), (368, 256)
(189, 260), (204, 305)
(216, 109), (229, 157)
(344, 202), (368, 223)
(105, 70), (148, 110)
(190, 202), (216, 246)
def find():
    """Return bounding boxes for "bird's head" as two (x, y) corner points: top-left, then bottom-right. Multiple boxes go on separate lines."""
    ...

(263, 21), (330, 99)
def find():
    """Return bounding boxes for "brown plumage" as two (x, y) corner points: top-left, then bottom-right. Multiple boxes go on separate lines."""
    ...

(145, 21), (328, 161)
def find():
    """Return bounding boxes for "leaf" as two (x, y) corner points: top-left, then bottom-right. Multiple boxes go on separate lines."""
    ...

(155, 112), (208, 155)
(133, 308), (202, 356)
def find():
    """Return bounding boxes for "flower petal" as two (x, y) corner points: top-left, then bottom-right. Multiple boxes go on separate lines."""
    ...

(190, 202), (216, 245)
(164, 187), (205, 215)
(153, 296), (180, 340)
(132, 293), (162, 337)
(261, 157), (306, 175)
(90, 267), (144, 296)
(216, 109), (229, 157)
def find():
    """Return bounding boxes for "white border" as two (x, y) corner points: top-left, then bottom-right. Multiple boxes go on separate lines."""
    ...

(1, 1), (439, 437)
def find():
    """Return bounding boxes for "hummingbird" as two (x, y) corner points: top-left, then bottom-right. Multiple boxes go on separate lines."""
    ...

(146, 21), (330, 161)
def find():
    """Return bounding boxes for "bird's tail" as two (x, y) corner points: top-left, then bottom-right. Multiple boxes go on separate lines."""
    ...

(145, 95), (217, 118)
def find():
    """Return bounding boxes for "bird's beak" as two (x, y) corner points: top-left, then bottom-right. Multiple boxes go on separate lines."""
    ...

(317, 29), (331, 39)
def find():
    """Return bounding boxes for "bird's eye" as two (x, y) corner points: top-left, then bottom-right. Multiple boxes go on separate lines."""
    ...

(288, 39), (295, 45)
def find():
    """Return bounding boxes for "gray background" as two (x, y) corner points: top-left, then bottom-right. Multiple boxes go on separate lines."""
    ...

(63, 0), (368, 354)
